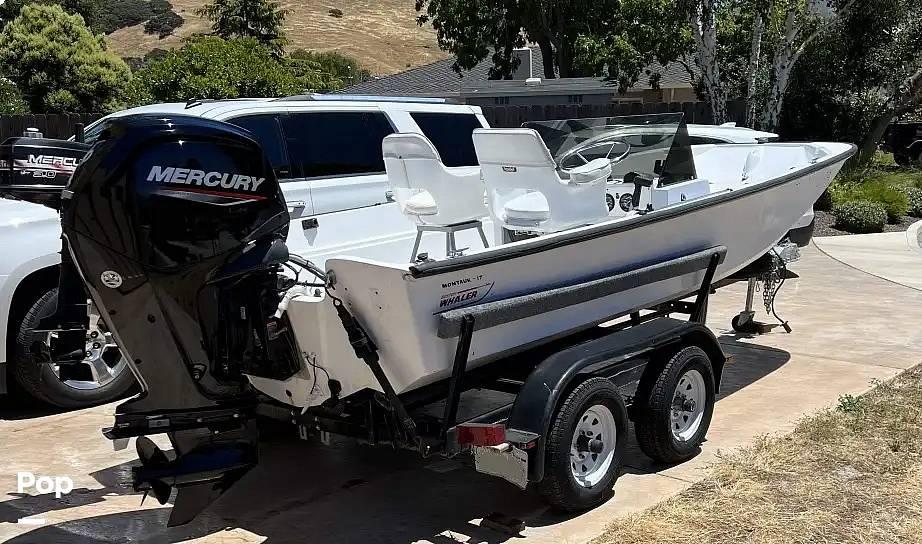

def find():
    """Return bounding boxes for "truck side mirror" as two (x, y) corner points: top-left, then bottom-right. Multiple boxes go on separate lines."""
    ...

(74, 123), (85, 143)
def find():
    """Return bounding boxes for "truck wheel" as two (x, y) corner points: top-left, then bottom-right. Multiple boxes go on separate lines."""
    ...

(11, 288), (135, 408)
(634, 345), (715, 464)
(913, 149), (922, 167)
(539, 377), (628, 512)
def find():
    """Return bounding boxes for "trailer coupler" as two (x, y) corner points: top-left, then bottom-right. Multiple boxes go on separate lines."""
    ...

(130, 421), (258, 526)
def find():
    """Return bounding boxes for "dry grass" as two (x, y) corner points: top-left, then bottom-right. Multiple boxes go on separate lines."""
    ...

(597, 365), (922, 544)
(105, 0), (448, 76)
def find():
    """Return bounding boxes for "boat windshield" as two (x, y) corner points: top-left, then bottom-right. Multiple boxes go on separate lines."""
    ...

(523, 113), (697, 186)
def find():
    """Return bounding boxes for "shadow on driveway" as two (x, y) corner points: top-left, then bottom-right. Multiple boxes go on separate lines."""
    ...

(1, 339), (791, 544)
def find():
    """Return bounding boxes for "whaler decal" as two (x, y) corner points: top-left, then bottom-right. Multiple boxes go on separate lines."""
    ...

(147, 166), (266, 193)
(436, 281), (494, 313)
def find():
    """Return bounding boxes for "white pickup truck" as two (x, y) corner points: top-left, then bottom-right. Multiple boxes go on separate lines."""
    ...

(0, 96), (488, 407)
(0, 96), (811, 408)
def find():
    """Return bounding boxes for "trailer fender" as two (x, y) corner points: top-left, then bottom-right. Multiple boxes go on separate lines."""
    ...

(505, 318), (725, 482)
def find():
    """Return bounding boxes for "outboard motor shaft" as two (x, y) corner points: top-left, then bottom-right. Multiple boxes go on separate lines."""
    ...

(60, 114), (298, 525)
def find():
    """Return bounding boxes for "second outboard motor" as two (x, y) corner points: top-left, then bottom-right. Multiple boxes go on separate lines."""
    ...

(0, 129), (93, 366)
(0, 130), (90, 208)
(61, 114), (300, 525)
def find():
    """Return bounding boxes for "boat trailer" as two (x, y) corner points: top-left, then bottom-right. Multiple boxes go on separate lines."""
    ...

(258, 246), (729, 513)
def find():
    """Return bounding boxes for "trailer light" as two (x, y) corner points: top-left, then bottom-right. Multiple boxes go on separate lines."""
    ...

(457, 423), (506, 446)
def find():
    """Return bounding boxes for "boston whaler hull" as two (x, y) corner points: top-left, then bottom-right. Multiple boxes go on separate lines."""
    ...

(57, 111), (854, 526)
(290, 142), (853, 402)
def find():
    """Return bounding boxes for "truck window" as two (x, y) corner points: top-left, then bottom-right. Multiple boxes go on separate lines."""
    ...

(281, 112), (394, 178)
(226, 114), (291, 178)
(409, 112), (483, 167)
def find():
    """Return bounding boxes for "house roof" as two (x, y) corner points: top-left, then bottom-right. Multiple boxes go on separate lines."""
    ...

(341, 47), (697, 98)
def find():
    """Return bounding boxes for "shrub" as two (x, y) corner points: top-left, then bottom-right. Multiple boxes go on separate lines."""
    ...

(833, 200), (887, 233)
(144, 10), (183, 37)
(134, 36), (307, 102)
(836, 179), (909, 223)
(904, 186), (922, 218)
(328, 8), (343, 17)
(0, 79), (28, 114)
(0, 4), (133, 113)
(289, 49), (372, 89)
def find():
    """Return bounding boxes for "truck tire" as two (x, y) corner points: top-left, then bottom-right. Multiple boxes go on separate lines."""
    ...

(11, 288), (135, 408)
(634, 345), (715, 464)
(539, 377), (628, 512)
(913, 148), (922, 167)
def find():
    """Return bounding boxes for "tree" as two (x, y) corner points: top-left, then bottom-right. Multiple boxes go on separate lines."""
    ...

(134, 36), (321, 102)
(0, 79), (28, 114)
(0, 4), (132, 112)
(845, 0), (922, 162)
(414, 0), (689, 90)
(681, 0), (854, 128)
(778, 0), (922, 161)
(0, 0), (96, 25)
(196, 0), (289, 57)
(289, 49), (372, 89)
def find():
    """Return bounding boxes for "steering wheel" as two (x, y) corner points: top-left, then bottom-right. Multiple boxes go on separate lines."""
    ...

(556, 133), (632, 172)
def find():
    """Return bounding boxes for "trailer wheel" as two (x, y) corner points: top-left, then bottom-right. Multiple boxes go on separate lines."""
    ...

(539, 377), (628, 512)
(634, 345), (715, 464)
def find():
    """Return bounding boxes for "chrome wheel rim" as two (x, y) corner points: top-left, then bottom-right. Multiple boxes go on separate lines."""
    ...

(569, 404), (617, 487)
(47, 302), (126, 391)
(671, 369), (706, 442)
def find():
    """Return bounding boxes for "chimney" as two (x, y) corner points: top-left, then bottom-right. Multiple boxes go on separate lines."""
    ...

(511, 47), (533, 80)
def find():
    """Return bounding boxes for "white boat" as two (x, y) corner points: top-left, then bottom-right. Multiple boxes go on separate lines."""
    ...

(59, 112), (854, 525)
(266, 117), (852, 408)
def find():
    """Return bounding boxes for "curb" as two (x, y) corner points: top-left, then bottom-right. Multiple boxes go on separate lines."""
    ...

(907, 219), (922, 257)
(811, 238), (922, 293)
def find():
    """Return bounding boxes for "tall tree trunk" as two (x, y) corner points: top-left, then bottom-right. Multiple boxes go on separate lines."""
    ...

(760, 11), (797, 132)
(760, 0), (857, 131)
(688, 0), (726, 124)
(859, 111), (895, 164)
(745, 11), (764, 128)
(858, 67), (922, 163)
(557, 40), (571, 78)
(537, 38), (555, 79)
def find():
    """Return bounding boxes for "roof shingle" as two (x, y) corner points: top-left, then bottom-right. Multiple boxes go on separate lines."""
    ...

(341, 47), (697, 98)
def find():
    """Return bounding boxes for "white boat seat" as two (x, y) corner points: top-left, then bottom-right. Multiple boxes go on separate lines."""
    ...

(382, 133), (489, 261)
(403, 191), (438, 216)
(473, 128), (610, 234)
(503, 191), (551, 225)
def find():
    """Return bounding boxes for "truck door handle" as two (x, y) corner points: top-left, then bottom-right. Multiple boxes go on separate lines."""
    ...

(302, 217), (319, 230)
(385, 190), (396, 203)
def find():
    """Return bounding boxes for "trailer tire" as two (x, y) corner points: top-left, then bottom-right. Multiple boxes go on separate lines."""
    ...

(634, 345), (715, 464)
(539, 377), (628, 512)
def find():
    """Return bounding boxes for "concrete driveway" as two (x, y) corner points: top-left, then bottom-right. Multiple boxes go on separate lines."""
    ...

(2, 243), (921, 544)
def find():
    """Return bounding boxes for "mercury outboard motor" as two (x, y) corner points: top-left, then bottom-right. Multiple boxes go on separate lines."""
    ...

(61, 114), (299, 525)
(0, 130), (89, 208)
(0, 131), (93, 363)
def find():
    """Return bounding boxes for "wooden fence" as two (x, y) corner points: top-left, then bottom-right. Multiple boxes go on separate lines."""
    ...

(0, 113), (102, 141)
(479, 100), (747, 128)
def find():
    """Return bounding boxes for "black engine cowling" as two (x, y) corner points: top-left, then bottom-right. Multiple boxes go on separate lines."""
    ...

(0, 136), (90, 209)
(61, 114), (296, 422)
